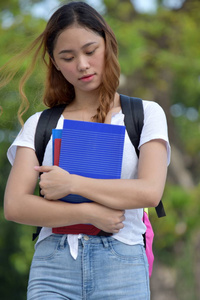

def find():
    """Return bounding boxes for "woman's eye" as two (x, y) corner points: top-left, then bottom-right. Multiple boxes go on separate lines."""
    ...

(63, 57), (74, 62)
(86, 49), (96, 55)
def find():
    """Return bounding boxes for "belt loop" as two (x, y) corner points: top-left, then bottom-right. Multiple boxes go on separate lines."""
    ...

(101, 236), (109, 248)
(60, 234), (67, 249)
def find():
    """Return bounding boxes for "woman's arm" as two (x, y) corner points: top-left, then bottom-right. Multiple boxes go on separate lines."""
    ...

(4, 146), (125, 233)
(38, 139), (168, 210)
(74, 139), (168, 209)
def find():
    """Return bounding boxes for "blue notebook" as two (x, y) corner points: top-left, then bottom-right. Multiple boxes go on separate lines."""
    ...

(54, 119), (125, 203)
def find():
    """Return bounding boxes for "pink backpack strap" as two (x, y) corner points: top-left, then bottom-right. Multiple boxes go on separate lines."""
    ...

(143, 211), (154, 277)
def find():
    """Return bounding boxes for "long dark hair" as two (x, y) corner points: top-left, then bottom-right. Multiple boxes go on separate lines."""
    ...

(0, 2), (120, 124)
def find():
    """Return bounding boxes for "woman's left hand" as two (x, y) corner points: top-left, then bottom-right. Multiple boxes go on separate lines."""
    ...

(34, 165), (72, 200)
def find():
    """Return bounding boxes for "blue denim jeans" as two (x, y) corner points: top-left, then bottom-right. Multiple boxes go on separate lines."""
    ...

(27, 234), (150, 300)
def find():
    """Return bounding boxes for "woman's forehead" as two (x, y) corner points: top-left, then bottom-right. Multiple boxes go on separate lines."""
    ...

(54, 25), (104, 52)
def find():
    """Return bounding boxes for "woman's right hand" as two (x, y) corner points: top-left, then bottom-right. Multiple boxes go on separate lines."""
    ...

(82, 202), (125, 233)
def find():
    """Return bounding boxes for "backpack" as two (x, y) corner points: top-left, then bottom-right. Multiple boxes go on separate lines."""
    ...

(34, 94), (166, 276)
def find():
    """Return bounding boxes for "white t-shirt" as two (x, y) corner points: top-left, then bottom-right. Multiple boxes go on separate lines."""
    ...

(7, 100), (170, 259)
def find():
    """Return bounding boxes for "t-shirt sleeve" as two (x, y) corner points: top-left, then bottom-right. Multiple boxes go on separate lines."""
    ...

(7, 112), (42, 165)
(139, 101), (171, 165)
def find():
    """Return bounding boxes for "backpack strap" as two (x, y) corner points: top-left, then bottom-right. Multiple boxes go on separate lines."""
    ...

(120, 94), (166, 218)
(35, 104), (66, 166)
(32, 226), (42, 242)
(33, 104), (66, 241)
(120, 94), (143, 157)
(155, 201), (166, 218)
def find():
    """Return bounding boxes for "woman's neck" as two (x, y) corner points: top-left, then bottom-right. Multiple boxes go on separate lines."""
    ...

(63, 91), (121, 123)
(62, 90), (100, 122)
(71, 90), (100, 111)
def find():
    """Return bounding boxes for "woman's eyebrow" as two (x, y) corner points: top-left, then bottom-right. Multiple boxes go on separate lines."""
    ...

(58, 42), (97, 55)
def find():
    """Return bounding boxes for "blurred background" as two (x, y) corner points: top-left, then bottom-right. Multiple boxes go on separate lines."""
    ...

(0, 0), (200, 299)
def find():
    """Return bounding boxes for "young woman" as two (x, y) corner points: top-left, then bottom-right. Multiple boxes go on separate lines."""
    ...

(3, 2), (170, 299)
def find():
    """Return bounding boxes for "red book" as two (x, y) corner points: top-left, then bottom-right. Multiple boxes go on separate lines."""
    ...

(54, 138), (61, 166)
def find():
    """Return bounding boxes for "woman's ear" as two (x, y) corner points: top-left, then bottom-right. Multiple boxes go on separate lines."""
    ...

(53, 61), (60, 71)
(49, 56), (60, 71)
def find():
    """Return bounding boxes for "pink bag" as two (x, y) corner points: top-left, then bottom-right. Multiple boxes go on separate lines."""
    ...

(143, 211), (154, 277)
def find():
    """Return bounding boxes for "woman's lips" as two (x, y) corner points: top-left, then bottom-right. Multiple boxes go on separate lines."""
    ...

(79, 74), (95, 82)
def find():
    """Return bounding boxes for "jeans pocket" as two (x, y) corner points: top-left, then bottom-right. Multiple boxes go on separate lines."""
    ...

(34, 235), (60, 260)
(109, 239), (145, 263)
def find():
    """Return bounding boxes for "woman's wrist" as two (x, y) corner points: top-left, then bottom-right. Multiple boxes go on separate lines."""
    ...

(77, 202), (92, 224)
(70, 174), (82, 195)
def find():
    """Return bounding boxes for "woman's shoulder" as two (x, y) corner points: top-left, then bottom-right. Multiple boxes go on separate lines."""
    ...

(142, 99), (164, 111)
(140, 99), (170, 164)
(7, 111), (43, 165)
(23, 111), (42, 127)
(142, 99), (166, 120)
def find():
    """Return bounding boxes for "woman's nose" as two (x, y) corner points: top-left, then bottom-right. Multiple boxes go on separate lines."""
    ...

(77, 55), (90, 71)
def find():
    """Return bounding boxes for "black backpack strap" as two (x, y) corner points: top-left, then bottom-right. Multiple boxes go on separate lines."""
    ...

(35, 104), (66, 166)
(120, 94), (143, 157)
(32, 104), (66, 241)
(155, 201), (166, 218)
(120, 94), (166, 218)
(32, 226), (42, 242)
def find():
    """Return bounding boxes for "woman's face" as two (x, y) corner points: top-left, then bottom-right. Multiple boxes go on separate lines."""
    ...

(53, 25), (105, 95)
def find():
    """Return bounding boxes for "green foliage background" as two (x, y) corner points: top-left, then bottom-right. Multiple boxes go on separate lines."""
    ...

(0, 0), (200, 299)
